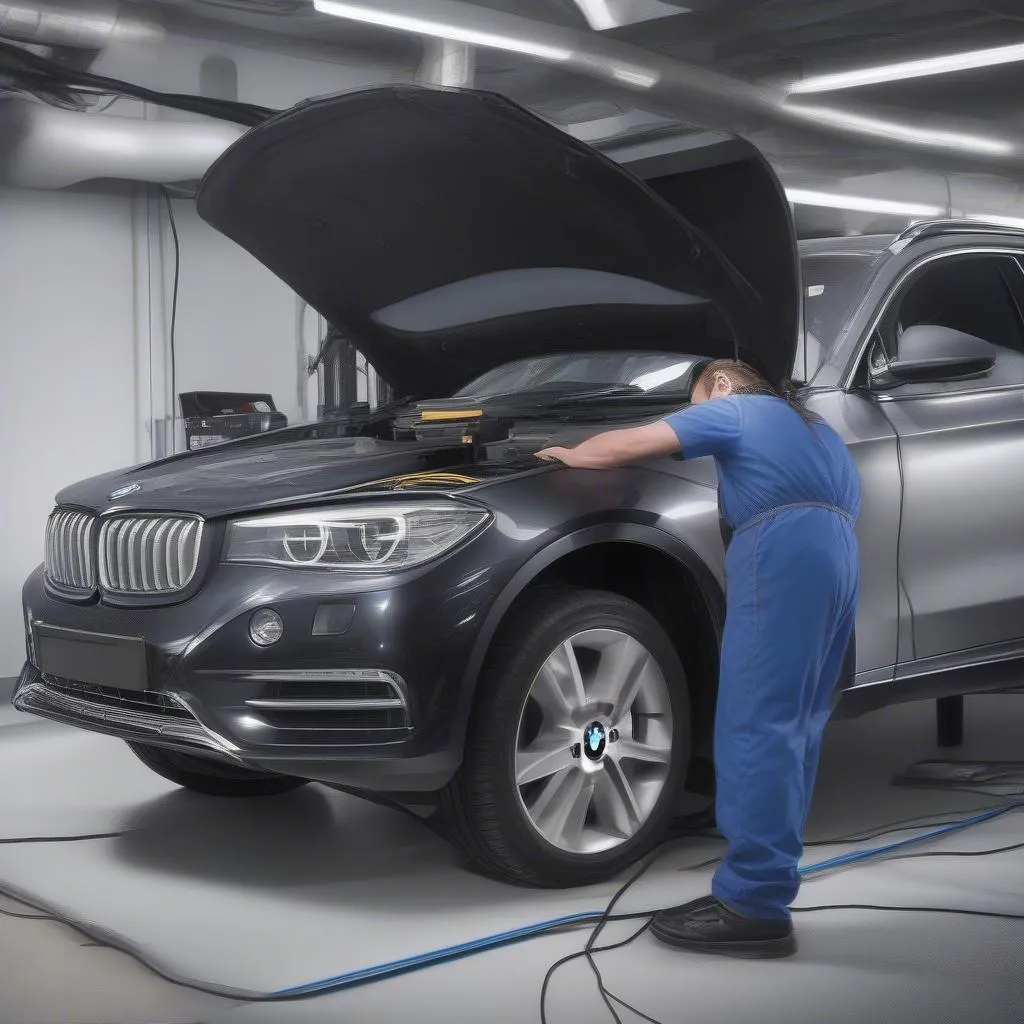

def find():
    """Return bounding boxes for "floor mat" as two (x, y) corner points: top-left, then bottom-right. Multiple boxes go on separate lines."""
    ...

(0, 695), (1021, 1011)
(0, 719), (719, 997)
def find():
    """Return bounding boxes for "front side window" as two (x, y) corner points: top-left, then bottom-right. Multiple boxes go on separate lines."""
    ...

(864, 252), (1024, 393)
(891, 255), (1024, 358)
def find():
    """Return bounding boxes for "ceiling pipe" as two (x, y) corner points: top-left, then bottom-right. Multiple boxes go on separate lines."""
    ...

(0, 96), (243, 189)
(418, 37), (474, 87)
(311, 0), (1024, 167)
(569, 0), (691, 31)
(0, 1), (166, 49)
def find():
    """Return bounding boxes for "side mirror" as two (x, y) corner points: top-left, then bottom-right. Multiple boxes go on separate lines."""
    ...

(888, 325), (996, 383)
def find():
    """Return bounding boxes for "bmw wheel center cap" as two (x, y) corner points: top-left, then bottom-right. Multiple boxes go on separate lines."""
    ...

(583, 722), (607, 761)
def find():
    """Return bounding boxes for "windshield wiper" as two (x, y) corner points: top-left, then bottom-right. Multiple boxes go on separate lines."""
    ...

(553, 386), (690, 404)
(555, 385), (642, 400)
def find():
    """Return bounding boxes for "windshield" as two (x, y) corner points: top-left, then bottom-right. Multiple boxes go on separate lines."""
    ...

(453, 351), (703, 399)
(800, 251), (883, 379)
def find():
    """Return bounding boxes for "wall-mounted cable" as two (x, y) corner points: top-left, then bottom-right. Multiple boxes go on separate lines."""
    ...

(159, 186), (181, 450)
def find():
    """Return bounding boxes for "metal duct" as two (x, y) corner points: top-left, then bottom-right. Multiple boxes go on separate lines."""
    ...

(570, 0), (690, 31)
(0, 97), (243, 189)
(312, 0), (1024, 168)
(418, 37), (474, 87)
(0, 1), (166, 49)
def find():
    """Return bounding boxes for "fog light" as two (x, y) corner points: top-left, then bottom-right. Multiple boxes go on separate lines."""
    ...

(249, 608), (283, 647)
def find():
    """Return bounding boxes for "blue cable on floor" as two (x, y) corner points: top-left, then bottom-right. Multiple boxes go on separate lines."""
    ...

(799, 805), (1010, 876)
(272, 803), (1016, 998)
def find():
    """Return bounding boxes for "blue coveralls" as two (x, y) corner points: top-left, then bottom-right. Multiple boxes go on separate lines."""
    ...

(664, 394), (861, 922)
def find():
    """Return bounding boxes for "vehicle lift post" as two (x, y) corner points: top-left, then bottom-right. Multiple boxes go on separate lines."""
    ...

(936, 695), (964, 747)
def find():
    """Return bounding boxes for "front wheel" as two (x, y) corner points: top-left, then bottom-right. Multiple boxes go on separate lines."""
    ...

(125, 742), (310, 797)
(444, 587), (692, 887)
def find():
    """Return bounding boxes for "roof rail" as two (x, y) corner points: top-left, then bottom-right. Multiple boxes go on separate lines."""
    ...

(894, 218), (1024, 245)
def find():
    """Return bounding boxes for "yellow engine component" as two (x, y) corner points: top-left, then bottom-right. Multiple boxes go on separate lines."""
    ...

(344, 470), (482, 491)
(389, 471), (481, 489)
(418, 409), (483, 422)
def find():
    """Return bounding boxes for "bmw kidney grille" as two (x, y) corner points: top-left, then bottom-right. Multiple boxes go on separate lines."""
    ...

(45, 509), (203, 595)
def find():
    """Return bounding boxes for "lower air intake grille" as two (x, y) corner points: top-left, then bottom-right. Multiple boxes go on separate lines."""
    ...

(42, 676), (192, 718)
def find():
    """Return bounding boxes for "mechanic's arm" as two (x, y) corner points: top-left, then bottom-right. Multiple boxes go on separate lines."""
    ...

(536, 422), (681, 469)
(537, 398), (742, 469)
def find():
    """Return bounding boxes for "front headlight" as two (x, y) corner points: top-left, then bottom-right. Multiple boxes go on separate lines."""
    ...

(222, 501), (491, 572)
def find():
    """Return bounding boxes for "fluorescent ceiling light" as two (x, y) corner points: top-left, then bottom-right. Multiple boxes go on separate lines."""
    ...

(785, 188), (944, 217)
(788, 42), (1024, 94)
(784, 103), (1013, 156)
(312, 1), (573, 62)
(966, 212), (1024, 230)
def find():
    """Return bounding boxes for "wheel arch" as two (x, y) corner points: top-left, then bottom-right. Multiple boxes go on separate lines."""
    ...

(454, 524), (725, 770)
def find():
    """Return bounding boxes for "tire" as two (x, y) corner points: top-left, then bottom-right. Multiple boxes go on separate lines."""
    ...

(125, 741), (309, 797)
(443, 586), (692, 887)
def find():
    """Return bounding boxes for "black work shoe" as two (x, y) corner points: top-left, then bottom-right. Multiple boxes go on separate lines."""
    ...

(651, 896), (797, 959)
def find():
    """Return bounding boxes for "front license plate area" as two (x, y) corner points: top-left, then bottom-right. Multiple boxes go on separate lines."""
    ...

(32, 623), (149, 691)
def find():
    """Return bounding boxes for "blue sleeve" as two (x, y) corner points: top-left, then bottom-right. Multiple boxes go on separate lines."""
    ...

(663, 397), (743, 460)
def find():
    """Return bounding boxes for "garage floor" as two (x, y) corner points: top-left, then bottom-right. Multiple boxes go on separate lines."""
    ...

(1, 681), (1022, 1024)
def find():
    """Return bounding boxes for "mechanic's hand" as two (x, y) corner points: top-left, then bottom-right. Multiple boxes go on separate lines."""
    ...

(536, 446), (577, 465)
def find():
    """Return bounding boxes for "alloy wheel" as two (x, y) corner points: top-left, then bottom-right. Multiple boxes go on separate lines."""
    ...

(513, 628), (674, 855)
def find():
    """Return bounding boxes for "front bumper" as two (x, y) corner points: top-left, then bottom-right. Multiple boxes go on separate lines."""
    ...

(14, 662), (241, 759)
(14, 547), (506, 792)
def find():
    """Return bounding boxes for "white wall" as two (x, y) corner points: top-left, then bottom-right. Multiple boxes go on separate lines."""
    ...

(157, 197), (312, 431)
(0, 27), (403, 675)
(0, 186), (143, 674)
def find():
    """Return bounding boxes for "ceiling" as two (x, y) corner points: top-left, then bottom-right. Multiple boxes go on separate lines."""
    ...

(50, 1), (1024, 232)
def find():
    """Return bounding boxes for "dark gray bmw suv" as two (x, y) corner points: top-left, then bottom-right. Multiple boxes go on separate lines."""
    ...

(16, 85), (1024, 888)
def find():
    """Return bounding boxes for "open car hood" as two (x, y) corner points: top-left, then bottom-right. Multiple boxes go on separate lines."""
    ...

(196, 85), (799, 398)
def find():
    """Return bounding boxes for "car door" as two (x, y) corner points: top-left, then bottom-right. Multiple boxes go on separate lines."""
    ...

(863, 249), (1024, 666)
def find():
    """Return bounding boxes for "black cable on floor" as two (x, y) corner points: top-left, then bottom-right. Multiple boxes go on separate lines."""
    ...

(673, 797), (1023, 852)
(582, 847), (670, 1024)
(544, 798), (1024, 1024)
(792, 903), (1024, 921)
(887, 840), (1024, 860)
(0, 799), (1020, 1013)
(540, 921), (653, 1024)
(541, 837), (683, 1024)
(0, 831), (129, 844)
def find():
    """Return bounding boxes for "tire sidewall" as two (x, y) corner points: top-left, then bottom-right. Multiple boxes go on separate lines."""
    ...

(466, 589), (692, 886)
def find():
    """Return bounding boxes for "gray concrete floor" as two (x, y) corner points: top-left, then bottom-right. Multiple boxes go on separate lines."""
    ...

(0, 891), (239, 1024)
(0, 674), (236, 1023)
(0, 681), (1022, 1024)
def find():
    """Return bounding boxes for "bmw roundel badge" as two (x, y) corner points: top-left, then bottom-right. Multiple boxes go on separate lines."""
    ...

(583, 722), (607, 761)
(108, 482), (141, 500)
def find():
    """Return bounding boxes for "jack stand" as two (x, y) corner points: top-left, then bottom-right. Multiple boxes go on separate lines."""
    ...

(936, 695), (964, 748)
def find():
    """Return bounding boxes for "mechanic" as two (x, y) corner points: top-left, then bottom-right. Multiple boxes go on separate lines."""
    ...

(536, 358), (862, 959)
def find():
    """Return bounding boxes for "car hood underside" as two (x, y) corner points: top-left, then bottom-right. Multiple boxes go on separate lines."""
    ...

(196, 85), (800, 397)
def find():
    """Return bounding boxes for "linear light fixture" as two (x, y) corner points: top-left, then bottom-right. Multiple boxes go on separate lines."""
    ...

(312, 0), (574, 62)
(788, 42), (1024, 94)
(785, 189), (945, 217)
(784, 103), (1013, 156)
